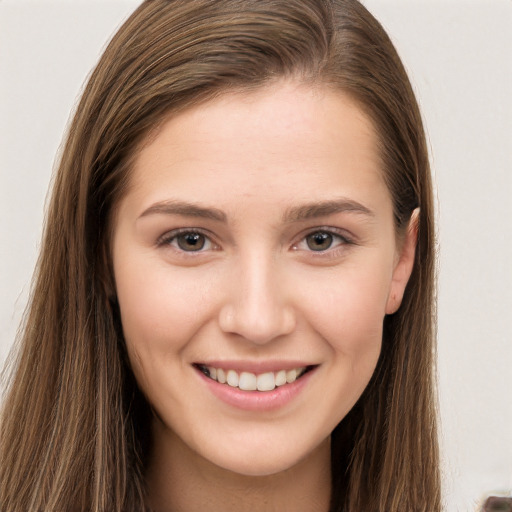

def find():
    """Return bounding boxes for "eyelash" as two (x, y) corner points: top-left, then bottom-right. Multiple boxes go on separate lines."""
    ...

(157, 227), (354, 256)
(157, 228), (217, 253)
(292, 228), (354, 255)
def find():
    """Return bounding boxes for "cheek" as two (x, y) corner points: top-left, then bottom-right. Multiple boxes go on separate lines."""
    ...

(114, 259), (218, 376)
(300, 264), (391, 349)
(327, 287), (384, 387)
(295, 263), (390, 409)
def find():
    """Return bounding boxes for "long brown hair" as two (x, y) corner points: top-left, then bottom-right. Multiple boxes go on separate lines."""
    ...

(0, 1), (440, 510)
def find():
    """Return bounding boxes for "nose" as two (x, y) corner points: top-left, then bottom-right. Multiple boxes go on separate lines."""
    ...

(218, 254), (296, 345)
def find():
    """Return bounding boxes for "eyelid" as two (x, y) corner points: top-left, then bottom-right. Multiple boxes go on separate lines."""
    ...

(155, 226), (355, 256)
(291, 226), (355, 252)
(157, 227), (218, 251)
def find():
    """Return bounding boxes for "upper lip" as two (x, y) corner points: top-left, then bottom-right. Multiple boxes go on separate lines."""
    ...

(194, 360), (317, 374)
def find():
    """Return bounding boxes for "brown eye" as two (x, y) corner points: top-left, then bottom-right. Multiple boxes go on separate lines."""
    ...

(176, 232), (206, 251)
(306, 232), (333, 251)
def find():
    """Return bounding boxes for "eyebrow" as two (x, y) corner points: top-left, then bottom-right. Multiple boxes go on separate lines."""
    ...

(139, 200), (227, 222)
(283, 198), (375, 223)
(138, 197), (374, 223)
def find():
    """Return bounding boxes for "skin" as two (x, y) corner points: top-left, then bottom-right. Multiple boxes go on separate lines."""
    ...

(112, 80), (417, 512)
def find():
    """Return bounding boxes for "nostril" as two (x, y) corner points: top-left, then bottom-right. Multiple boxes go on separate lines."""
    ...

(218, 301), (296, 345)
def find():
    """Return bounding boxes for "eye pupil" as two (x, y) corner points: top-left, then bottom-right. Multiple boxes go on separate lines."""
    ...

(177, 233), (205, 251)
(306, 232), (333, 251)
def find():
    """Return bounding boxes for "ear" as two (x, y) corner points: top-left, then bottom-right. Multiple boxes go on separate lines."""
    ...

(385, 208), (419, 315)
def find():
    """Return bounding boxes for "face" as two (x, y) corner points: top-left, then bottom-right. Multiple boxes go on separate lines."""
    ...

(112, 81), (416, 477)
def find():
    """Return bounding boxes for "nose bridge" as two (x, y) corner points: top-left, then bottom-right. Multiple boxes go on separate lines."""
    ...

(219, 249), (295, 344)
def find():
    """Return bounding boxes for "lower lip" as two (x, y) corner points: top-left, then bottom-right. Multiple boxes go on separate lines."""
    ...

(195, 367), (316, 411)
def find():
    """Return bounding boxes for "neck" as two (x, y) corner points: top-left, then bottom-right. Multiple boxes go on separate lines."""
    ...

(145, 418), (332, 512)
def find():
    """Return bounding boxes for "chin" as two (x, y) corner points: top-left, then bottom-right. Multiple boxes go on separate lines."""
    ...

(198, 433), (330, 479)
(215, 455), (299, 478)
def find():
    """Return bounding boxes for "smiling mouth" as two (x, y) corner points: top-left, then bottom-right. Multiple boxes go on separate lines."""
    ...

(194, 364), (315, 392)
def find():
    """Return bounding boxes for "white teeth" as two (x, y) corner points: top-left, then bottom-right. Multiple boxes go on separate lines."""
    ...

(257, 372), (275, 391)
(239, 372), (257, 391)
(201, 365), (308, 392)
(286, 369), (297, 383)
(226, 370), (239, 387)
(217, 368), (226, 384)
(275, 370), (287, 387)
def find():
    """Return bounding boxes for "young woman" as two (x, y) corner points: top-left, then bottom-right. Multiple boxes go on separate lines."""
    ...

(0, 1), (440, 511)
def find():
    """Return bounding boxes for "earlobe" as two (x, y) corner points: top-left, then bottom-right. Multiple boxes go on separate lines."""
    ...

(385, 208), (419, 315)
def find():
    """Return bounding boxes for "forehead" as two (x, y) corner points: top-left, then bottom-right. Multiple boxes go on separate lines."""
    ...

(123, 80), (389, 217)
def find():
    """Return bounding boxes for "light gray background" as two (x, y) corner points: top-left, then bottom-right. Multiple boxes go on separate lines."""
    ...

(1, 1), (511, 510)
